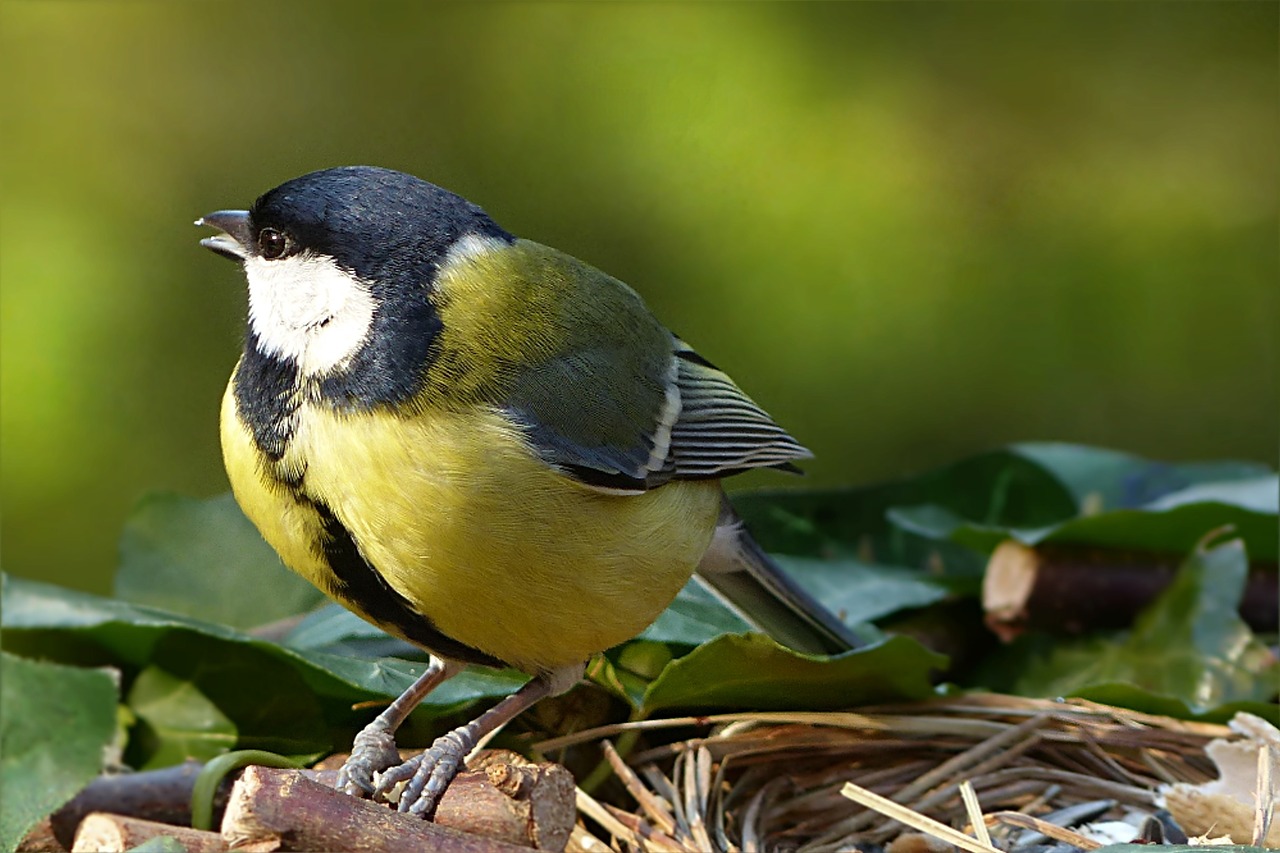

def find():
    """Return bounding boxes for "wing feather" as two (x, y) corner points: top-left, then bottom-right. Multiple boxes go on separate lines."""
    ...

(462, 241), (808, 491)
(665, 340), (811, 480)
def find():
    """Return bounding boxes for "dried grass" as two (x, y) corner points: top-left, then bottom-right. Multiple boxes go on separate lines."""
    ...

(544, 693), (1240, 852)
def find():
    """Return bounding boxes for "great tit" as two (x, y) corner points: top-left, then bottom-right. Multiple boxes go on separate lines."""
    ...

(198, 166), (858, 818)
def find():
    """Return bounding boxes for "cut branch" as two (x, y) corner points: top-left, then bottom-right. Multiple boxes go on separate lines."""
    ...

(71, 813), (227, 853)
(983, 541), (1278, 642)
(222, 756), (574, 852)
(21, 760), (207, 851)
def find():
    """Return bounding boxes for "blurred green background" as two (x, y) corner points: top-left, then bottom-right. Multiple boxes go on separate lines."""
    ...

(2, 2), (1276, 595)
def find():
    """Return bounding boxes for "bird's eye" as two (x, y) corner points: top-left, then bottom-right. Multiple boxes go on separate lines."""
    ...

(258, 228), (289, 260)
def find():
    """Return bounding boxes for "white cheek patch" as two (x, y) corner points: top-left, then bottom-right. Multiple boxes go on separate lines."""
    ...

(245, 253), (376, 378)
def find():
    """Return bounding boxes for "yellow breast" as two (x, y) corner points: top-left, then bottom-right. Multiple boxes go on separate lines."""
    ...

(220, 378), (721, 674)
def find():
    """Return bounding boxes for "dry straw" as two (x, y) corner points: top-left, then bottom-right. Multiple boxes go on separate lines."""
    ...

(545, 693), (1246, 851)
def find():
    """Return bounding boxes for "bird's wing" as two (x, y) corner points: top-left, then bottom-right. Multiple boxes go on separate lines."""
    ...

(504, 338), (682, 493)
(504, 323), (813, 494)
(477, 241), (810, 492)
(664, 340), (812, 481)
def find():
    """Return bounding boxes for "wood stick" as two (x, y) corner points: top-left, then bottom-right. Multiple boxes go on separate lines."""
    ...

(220, 763), (562, 852)
(839, 781), (1001, 853)
(443, 750), (576, 851)
(21, 760), (207, 850)
(982, 540), (1278, 642)
(599, 740), (679, 836)
(71, 813), (227, 853)
(563, 823), (614, 853)
(985, 810), (1102, 850)
(312, 749), (575, 849)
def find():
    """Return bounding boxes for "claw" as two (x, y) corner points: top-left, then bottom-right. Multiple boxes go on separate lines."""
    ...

(374, 730), (469, 818)
(372, 751), (421, 797)
(331, 657), (460, 800)
(360, 668), (569, 820)
(336, 726), (402, 797)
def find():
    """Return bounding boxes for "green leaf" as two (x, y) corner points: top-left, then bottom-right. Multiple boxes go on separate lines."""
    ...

(1039, 482), (1278, 562)
(1, 575), (522, 725)
(978, 537), (1277, 717)
(1069, 683), (1278, 726)
(589, 657), (648, 709)
(284, 603), (425, 660)
(115, 493), (325, 629)
(1110, 536), (1275, 706)
(892, 475), (1278, 562)
(642, 634), (945, 714)
(732, 444), (1080, 574)
(754, 443), (1274, 569)
(0, 653), (118, 852)
(126, 665), (237, 768)
(1012, 443), (1272, 510)
(638, 556), (946, 649)
(422, 667), (529, 710)
(637, 580), (751, 646)
(1146, 475), (1278, 513)
(124, 632), (331, 768)
(593, 646), (669, 709)
(772, 555), (951, 625)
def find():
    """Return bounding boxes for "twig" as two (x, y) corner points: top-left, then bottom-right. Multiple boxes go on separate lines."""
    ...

(811, 712), (1049, 846)
(1255, 743), (1274, 848)
(569, 692), (1235, 850)
(577, 787), (651, 852)
(986, 810), (1102, 850)
(449, 750), (577, 851)
(602, 740), (678, 836)
(738, 780), (772, 853)
(24, 761), (207, 850)
(603, 802), (688, 852)
(981, 540), (1278, 641)
(839, 781), (1001, 853)
(680, 748), (716, 852)
(583, 785), (691, 852)
(958, 781), (991, 849)
(71, 814), (227, 853)
(220, 765), (536, 852)
(311, 749), (575, 849)
(709, 749), (736, 853)
(1016, 783), (1060, 815)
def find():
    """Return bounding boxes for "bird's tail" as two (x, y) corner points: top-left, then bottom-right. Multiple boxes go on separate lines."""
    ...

(694, 497), (863, 655)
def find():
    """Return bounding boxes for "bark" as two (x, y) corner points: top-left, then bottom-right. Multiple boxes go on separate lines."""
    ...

(70, 813), (228, 853)
(221, 754), (575, 852)
(983, 540), (1278, 642)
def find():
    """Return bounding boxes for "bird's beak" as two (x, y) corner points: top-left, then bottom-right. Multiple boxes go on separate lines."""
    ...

(195, 210), (252, 262)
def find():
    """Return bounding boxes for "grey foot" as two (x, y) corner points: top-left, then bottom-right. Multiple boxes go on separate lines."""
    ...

(373, 729), (471, 818)
(336, 726), (402, 797)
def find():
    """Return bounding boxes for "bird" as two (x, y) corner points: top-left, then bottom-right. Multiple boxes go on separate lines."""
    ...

(197, 165), (859, 818)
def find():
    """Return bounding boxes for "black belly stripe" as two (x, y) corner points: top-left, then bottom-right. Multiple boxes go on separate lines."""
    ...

(304, 495), (506, 669)
(235, 342), (505, 668)
(234, 336), (301, 461)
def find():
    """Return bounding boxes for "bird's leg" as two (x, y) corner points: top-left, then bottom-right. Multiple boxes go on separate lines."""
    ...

(377, 664), (582, 818)
(337, 656), (461, 797)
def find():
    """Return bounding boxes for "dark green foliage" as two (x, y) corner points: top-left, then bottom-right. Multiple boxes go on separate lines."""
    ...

(1, 443), (1275, 843)
(0, 654), (117, 852)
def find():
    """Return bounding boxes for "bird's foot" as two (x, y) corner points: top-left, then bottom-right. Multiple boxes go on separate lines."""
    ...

(336, 725), (402, 797)
(373, 728), (473, 818)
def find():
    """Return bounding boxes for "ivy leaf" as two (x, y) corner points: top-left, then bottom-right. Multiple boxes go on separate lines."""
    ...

(976, 536), (1278, 718)
(115, 493), (324, 629)
(0, 653), (117, 852)
(642, 633), (945, 714)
